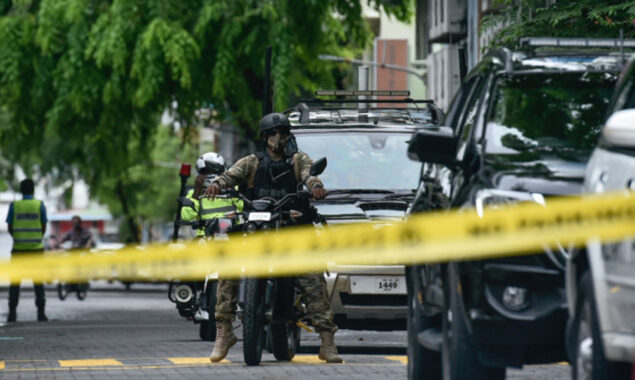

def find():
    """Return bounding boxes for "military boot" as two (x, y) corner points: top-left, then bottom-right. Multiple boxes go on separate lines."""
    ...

(318, 331), (343, 363)
(209, 321), (237, 362)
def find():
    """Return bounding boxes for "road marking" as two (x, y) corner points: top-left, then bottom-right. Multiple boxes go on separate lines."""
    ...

(168, 357), (230, 364)
(58, 359), (123, 367)
(385, 356), (407, 364)
(291, 355), (345, 364)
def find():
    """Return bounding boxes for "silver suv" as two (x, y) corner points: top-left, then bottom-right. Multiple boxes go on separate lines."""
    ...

(287, 91), (442, 330)
(567, 56), (635, 380)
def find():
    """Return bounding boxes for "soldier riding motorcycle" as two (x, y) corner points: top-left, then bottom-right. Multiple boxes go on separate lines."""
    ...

(168, 152), (243, 341)
(204, 113), (342, 364)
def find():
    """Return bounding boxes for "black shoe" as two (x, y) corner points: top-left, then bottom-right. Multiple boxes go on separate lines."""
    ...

(7, 310), (16, 322)
(37, 310), (48, 322)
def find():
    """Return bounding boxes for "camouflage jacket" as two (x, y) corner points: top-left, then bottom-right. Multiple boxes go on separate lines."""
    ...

(213, 150), (324, 191)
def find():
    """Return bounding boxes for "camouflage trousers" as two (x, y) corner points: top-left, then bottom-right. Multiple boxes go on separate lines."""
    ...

(215, 274), (337, 333)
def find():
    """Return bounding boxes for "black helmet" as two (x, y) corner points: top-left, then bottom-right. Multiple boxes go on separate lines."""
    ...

(259, 113), (291, 136)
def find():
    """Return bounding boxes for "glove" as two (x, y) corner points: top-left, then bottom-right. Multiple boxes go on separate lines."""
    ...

(311, 188), (327, 200)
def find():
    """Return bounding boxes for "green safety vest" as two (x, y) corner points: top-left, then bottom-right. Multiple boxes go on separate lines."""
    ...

(181, 189), (243, 237)
(12, 199), (44, 251)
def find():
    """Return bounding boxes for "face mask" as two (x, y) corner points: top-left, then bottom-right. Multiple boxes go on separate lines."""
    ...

(267, 133), (289, 153)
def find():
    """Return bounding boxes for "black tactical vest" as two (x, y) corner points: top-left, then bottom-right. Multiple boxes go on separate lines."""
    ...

(251, 150), (297, 200)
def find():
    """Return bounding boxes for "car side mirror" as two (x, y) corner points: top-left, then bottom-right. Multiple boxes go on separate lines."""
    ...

(310, 157), (327, 176)
(601, 109), (635, 148)
(407, 126), (459, 166)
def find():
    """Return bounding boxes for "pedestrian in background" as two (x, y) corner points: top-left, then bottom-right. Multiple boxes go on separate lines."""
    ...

(59, 215), (94, 249)
(5, 178), (48, 322)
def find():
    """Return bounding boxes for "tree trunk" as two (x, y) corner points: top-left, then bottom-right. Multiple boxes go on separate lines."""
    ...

(116, 180), (139, 243)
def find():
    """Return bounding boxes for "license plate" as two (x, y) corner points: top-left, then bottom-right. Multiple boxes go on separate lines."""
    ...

(349, 275), (406, 294)
(376, 277), (403, 293)
(248, 212), (271, 222)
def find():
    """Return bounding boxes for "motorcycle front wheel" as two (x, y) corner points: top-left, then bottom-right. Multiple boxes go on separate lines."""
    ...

(243, 278), (266, 366)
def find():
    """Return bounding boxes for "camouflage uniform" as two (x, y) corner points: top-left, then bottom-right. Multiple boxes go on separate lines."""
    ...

(213, 150), (337, 333)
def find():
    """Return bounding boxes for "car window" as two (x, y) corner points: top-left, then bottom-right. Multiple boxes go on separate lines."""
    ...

(456, 76), (486, 160)
(295, 132), (421, 190)
(444, 77), (477, 130)
(484, 71), (617, 155)
(610, 62), (635, 113)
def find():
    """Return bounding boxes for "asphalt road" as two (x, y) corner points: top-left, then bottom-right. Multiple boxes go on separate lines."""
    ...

(0, 282), (571, 379)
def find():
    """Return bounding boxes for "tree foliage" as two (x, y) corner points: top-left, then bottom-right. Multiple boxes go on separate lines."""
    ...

(482, 0), (635, 50)
(0, 0), (413, 238)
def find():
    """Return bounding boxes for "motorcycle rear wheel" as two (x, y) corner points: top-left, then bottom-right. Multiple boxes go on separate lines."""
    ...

(271, 322), (300, 361)
(243, 278), (266, 366)
(199, 281), (218, 342)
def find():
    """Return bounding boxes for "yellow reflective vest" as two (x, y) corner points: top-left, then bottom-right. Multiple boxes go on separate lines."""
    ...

(12, 199), (44, 251)
(180, 189), (243, 237)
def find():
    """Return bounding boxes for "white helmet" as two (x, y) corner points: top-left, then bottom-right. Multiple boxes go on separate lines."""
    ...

(196, 152), (226, 187)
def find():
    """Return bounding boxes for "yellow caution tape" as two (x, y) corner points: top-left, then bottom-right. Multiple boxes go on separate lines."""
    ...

(1, 191), (634, 284)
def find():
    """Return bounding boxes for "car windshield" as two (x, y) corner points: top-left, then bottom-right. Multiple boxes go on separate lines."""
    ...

(295, 132), (420, 190)
(485, 71), (617, 155)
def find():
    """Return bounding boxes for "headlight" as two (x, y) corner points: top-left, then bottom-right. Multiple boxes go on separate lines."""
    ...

(474, 189), (545, 218)
(474, 189), (568, 269)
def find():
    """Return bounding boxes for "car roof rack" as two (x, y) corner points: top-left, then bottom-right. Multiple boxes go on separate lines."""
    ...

(520, 37), (635, 49)
(285, 90), (443, 126)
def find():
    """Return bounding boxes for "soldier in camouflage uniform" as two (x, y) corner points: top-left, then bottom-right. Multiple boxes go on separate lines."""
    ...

(206, 113), (341, 364)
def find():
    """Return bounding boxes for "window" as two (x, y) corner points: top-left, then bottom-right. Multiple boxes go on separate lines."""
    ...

(296, 132), (421, 190)
(455, 77), (486, 159)
(485, 72), (617, 155)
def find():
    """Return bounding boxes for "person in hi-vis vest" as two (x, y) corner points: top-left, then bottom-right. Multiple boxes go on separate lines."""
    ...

(5, 179), (48, 322)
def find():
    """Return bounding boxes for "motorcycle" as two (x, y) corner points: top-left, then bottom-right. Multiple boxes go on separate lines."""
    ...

(55, 245), (91, 301)
(237, 157), (327, 366)
(168, 202), (238, 342)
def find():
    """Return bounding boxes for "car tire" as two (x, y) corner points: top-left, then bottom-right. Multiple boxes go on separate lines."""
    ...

(406, 266), (442, 380)
(442, 264), (505, 380)
(571, 271), (631, 380)
(199, 281), (218, 342)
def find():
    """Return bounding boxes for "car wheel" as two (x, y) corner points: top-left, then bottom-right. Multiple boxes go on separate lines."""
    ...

(571, 271), (631, 380)
(442, 264), (505, 380)
(406, 266), (442, 380)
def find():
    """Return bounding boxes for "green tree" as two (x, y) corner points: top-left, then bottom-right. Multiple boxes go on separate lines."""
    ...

(482, 0), (635, 49)
(0, 0), (413, 240)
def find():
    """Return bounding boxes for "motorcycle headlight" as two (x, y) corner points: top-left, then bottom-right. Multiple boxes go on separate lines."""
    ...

(474, 189), (567, 269)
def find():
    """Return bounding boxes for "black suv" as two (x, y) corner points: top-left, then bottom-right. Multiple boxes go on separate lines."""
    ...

(405, 39), (624, 379)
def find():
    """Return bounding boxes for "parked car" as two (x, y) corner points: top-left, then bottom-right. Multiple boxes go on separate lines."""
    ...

(566, 55), (635, 380)
(405, 38), (623, 379)
(286, 91), (442, 330)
